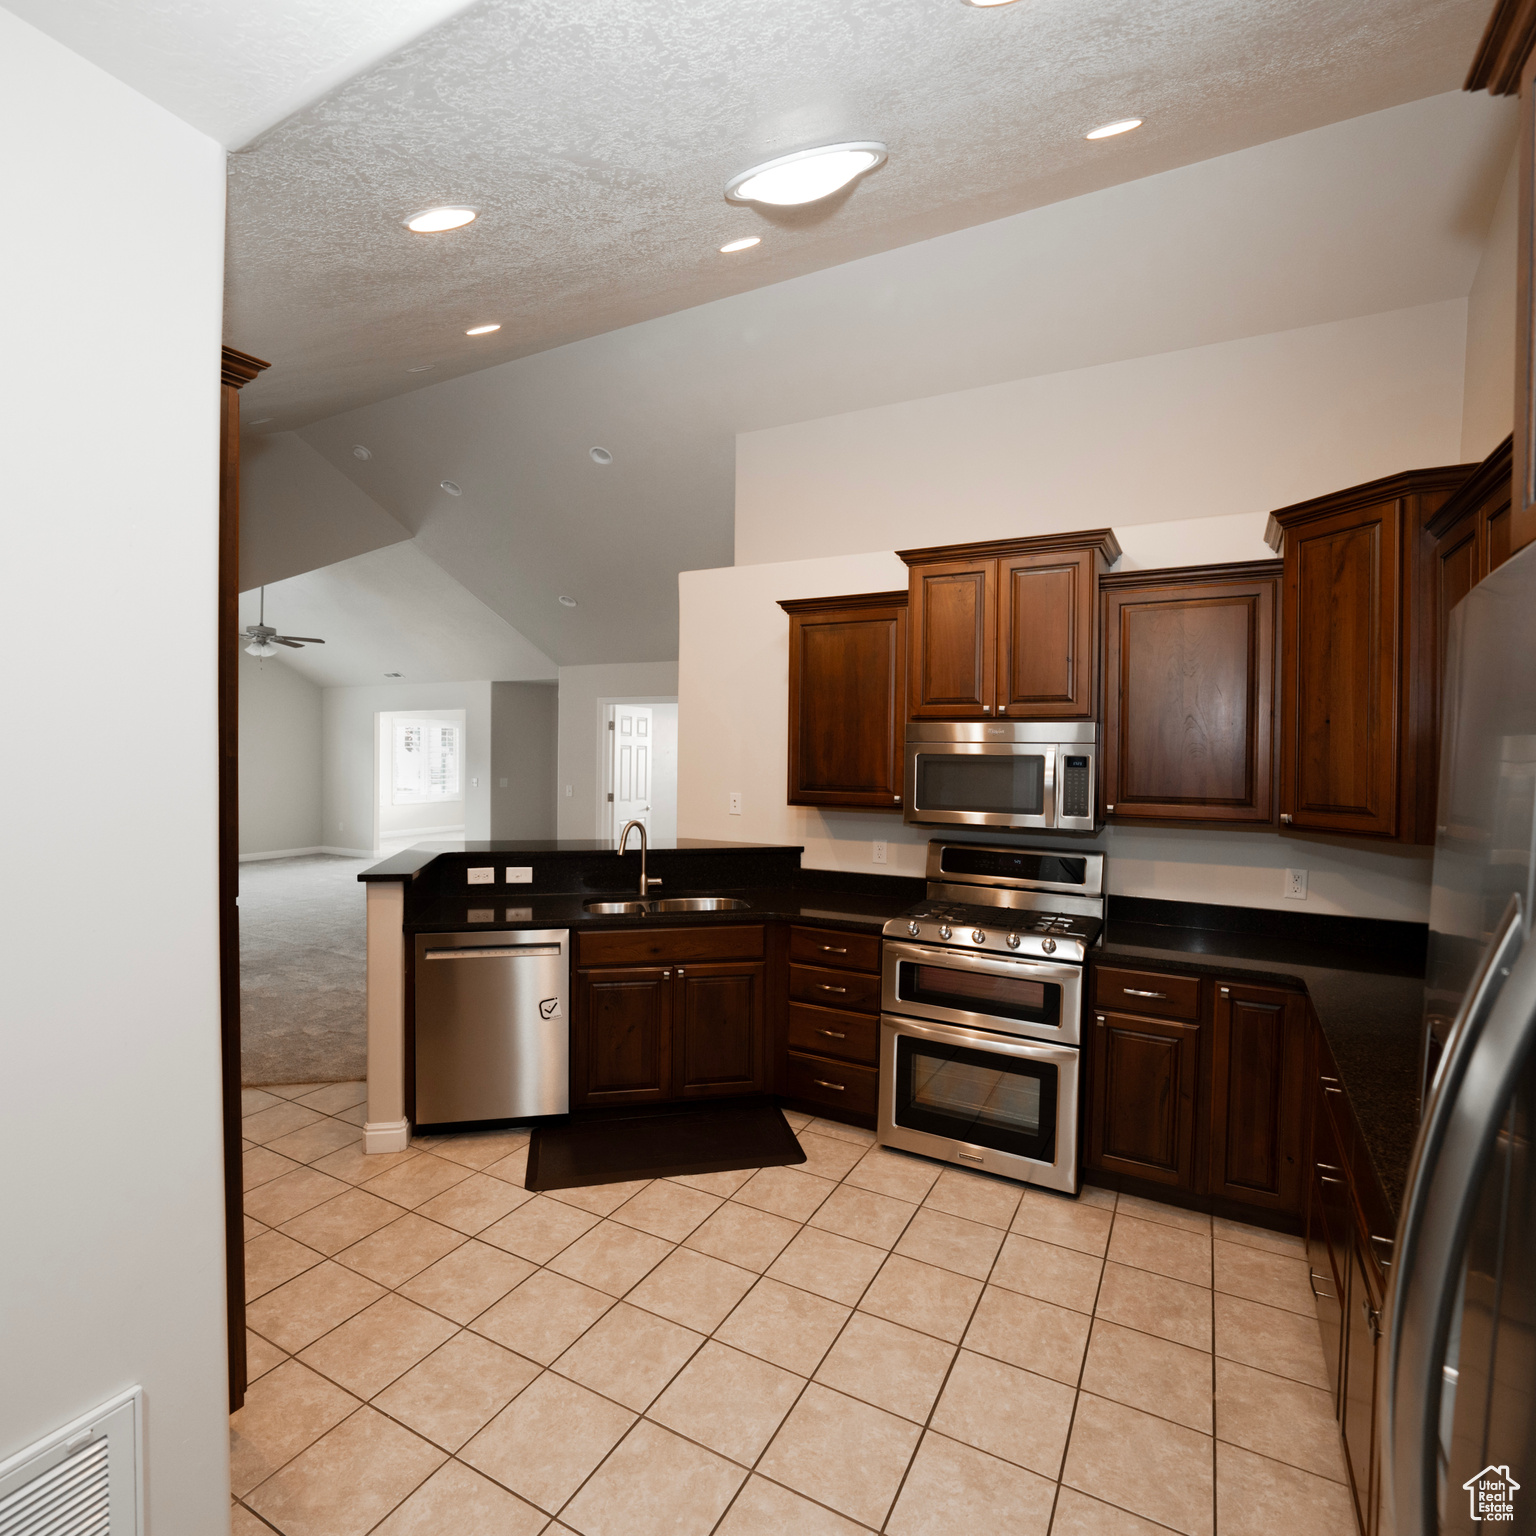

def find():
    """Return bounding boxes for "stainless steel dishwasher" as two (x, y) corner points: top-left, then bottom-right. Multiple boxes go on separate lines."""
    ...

(414, 929), (570, 1126)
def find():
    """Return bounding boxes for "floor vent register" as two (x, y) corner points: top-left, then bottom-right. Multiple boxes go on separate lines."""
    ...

(0, 1387), (140, 1536)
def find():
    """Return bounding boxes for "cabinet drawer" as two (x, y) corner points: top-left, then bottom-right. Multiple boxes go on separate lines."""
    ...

(1093, 965), (1200, 1022)
(788, 926), (881, 975)
(576, 924), (765, 967)
(789, 963), (882, 1015)
(785, 1051), (879, 1118)
(788, 1002), (879, 1066)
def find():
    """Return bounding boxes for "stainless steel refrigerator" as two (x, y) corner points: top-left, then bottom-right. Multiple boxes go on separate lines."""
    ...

(1386, 539), (1536, 1534)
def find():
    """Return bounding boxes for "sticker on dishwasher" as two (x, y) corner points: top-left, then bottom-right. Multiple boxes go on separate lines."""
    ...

(539, 997), (563, 1019)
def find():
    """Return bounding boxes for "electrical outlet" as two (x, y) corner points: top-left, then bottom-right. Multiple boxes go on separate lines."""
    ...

(467, 867), (495, 885)
(729, 792), (742, 816)
(873, 840), (888, 864)
(499, 777), (508, 788)
(565, 784), (573, 797)
(506, 867), (533, 884)
(471, 777), (479, 788)
(1284, 868), (1308, 900)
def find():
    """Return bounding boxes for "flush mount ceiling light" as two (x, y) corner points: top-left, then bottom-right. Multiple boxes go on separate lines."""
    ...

(466, 323), (501, 336)
(440, 480), (462, 495)
(1086, 118), (1143, 140)
(720, 236), (761, 253)
(725, 142), (887, 206)
(404, 206), (477, 233)
(558, 595), (578, 608)
(352, 445), (372, 460)
(589, 447), (613, 465)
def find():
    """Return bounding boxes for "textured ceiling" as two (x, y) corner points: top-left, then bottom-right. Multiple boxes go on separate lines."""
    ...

(238, 541), (555, 687)
(285, 92), (1515, 666)
(226, 0), (1491, 428)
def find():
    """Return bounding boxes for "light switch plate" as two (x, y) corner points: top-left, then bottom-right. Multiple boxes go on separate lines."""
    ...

(506, 867), (533, 883)
(467, 867), (494, 885)
(505, 906), (532, 921)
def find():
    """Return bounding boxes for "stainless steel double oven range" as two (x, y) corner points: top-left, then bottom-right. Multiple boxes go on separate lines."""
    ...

(878, 842), (1104, 1195)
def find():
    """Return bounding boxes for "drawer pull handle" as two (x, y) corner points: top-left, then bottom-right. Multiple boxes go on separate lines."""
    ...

(1320, 1075), (1340, 1087)
(1317, 1162), (1342, 1174)
(1123, 988), (1167, 999)
(811, 1079), (846, 1092)
(821, 945), (849, 954)
(817, 1029), (847, 1039)
(1319, 1175), (1345, 1188)
(1309, 1272), (1336, 1301)
(819, 985), (848, 994)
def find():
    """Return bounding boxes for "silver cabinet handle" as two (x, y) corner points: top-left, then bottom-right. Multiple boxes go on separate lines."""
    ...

(821, 945), (848, 954)
(1123, 988), (1167, 999)
(817, 1029), (847, 1040)
(1309, 1271), (1336, 1302)
(1106, 803), (1115, 813)
(812, 1079), (845, 1092)
(662, 970), (671, 978)
(1319, 1175), (1345, 1188)
(677, 968), (686, 977)
(1281, 813), (1293, 824)
(819, 984), (847, 994)
(1361, 1297), (1381, 1340)
(425, 945), (561, 960)
(1317, 1161), (1342, 1174)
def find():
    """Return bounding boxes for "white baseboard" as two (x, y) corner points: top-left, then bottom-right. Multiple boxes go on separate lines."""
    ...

(379, 824), (465, 840)
(321, 845), (380, 858)
(364, 1119), (411, 1154)
(239, 845), (324, 862)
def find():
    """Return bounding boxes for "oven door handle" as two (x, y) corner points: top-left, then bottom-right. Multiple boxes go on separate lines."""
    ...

(881, 941), (1084, 985)
(880, 1012), (1082, 1067)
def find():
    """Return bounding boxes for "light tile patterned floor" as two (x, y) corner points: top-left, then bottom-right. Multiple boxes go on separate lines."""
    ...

(234, 1083), (1357, 1536)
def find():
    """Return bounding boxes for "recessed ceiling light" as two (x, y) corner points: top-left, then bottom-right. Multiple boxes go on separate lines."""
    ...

(720, 236), (761, 254)
(405, 206), (477, 233)
(589, 447), (613, 465)
(440, 480), (462, 495)
(558, 595), (578, 608)
(352, 445), (372, 460)
(1086, 118), (1143, 140)
(726, 142), (887, 206)
(466, 323), (501, 336)
(407, 364), (436, 373)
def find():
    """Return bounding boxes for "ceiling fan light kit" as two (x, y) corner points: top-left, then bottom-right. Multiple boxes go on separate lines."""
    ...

(240, 587), (325, 657)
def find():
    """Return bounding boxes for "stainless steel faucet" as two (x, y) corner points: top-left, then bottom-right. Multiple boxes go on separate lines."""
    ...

(618, 820), (663, 896)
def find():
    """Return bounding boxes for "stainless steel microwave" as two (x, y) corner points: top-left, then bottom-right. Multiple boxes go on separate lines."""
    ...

(903, 722), (1097, 831)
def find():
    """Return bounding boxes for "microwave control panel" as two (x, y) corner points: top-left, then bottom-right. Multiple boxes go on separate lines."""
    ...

(1059, 756), (1092, 820)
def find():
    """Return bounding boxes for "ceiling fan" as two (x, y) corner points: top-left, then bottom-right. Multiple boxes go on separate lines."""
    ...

(241, 587), (325, 657)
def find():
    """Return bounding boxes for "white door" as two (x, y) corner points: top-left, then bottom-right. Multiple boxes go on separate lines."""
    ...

(608, 704), (653, 844)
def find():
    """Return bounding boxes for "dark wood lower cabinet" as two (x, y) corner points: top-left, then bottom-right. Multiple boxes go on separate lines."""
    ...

(1342, 1234), (1384, 1535)
(673, 961), (766, 1097)
(1087, 1009), (1199, 1189)
(573, 966), (672, 1104)
(1208, 982), (1306, 1211)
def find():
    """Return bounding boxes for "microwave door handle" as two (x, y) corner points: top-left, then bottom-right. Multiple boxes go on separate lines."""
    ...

(1043, 744), (1057, 827)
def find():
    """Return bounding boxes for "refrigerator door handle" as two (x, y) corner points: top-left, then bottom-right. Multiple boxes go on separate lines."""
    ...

(1385, 898), (1533, 1536)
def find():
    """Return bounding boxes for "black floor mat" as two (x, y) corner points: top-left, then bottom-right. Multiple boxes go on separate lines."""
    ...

(525, 1100), (806, 1191)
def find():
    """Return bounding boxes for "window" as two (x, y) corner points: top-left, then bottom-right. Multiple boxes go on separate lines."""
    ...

(392, 720), (461, 804)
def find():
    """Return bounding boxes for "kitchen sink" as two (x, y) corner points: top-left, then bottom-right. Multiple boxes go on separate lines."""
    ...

(582, 896), (751, 915)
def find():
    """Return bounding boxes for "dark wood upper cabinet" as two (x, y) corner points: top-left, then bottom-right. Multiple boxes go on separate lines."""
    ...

(673, 961), (766, 1098)
(905, 556), (996, 718)
(1208, 981), (1306, 1214)
(1100, 561), (1281, 825)
(899, 532), (1120, 720)
(1087, 1007), (1200, 1190)
(1270, 468), (1471, 842)
(779, 591), (907, 809)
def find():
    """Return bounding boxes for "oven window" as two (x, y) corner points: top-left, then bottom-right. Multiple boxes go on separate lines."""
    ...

(897, 960), (1062, 1029)
(894, 1035), (1058, 1162)
(915, 753), (1045, 817)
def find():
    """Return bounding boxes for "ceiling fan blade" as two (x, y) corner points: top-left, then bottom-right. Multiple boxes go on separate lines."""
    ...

(277, 636), (326, 644)
(271, 637), (305, 648)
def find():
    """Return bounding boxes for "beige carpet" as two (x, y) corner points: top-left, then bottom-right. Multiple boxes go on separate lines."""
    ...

(240, 854), (370, 1085)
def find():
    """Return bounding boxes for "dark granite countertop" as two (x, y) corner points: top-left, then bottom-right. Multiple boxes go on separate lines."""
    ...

(359, 838), (805, 882)
(1096, 900), (1427, 1218)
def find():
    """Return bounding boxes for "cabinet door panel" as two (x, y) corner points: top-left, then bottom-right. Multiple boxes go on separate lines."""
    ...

(784, 597), (906, 808)
(673, 961), (766, 1097)
(1306, 1166), (1345, 1410)
(574, 967), (671, 1105)
(1341, 1237), (1382, 1534)
(1282, 504), (1401, 836)
(1209, 983), (1305, 1213)
(1088, 1010), (1200, 1189)
(998, 551), (1093, 718)
(908, 559), (995, 717)
(1102, 569), (1278, 824)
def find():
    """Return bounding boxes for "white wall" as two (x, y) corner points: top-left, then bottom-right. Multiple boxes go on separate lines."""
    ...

(648, 703), (679, 847)
(491, 682), (559, 840)
(557, 662), (680, 840)
(735, 301), (1468, 565)
(1462, 148), (1519, 461)
(679, 522), (1434, 922)
(239, 651), (324, 857)
(323, 682), (491, 854)
(0, 10), (232, 1531)
(376, 709), (467, 838)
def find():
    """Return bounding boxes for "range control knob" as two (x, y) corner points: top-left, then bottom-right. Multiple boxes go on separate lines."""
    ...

(907, 920), (921, 936)
(1042, 938), (1057, 955)
(938, 923), (953, 941)
(1005, 933), (1022, 950)
(971, 929), (987, 945)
